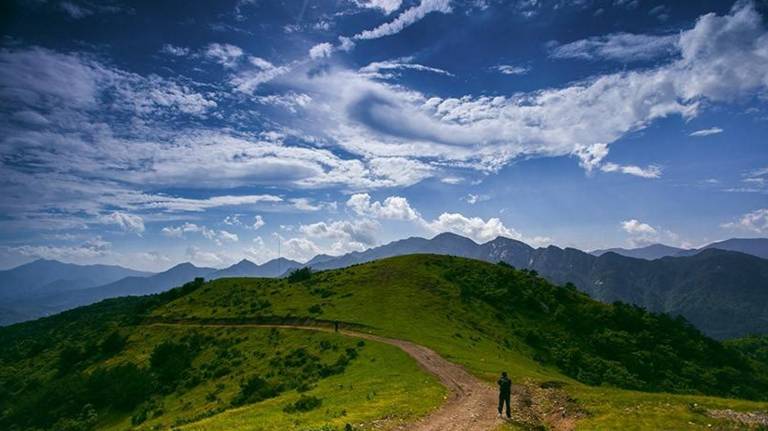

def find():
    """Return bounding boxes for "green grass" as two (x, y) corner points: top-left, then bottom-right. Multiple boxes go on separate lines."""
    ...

(93, 326), (445, 431)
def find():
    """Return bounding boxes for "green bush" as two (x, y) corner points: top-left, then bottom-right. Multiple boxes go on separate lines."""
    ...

(288, 267), (312, 283)
(231, 376), (281, 406)
(284, 395), (322, 413)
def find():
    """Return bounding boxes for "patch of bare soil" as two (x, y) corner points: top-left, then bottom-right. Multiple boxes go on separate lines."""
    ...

(708, 408), (768, 429)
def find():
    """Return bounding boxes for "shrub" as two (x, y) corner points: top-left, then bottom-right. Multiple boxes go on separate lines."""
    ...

(288, 267), (312, 283)
(284, 395), (322, 413)
(150, 341), (196, 387)
(231, 376), (281, 406)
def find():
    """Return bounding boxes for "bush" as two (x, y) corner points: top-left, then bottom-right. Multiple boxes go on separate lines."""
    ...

(150, 341), (196, 387)
(284, 395), (322, 413)
(86, 363), (153, 410)
(232, 375), (281, 406)
(100, 331), (127, 357)
(288, 267), (312, 283)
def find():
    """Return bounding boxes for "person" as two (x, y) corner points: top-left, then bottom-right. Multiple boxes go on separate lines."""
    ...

(334, 320), (339, 332)
(497, 371), (512, 419)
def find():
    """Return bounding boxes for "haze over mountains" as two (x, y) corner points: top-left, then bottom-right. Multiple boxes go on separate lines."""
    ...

(1, 234), (767, 338)
(591, 238), (768, 260)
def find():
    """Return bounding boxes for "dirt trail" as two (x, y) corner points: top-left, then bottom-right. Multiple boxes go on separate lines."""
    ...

(150, 322), (557, 431)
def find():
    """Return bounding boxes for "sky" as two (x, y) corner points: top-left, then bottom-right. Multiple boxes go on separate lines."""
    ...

(0, 0), (767, 271)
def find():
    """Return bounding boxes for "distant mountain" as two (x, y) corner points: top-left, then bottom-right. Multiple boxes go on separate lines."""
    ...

(212, 258), (301, 278)
(49, 262), (216, 310)
(591, 238), (768, 260)
(697, 238), (768, 259)
(591, 244), (688, 260)
(300, 233), (768, 338)
(0, 259), (151, 301)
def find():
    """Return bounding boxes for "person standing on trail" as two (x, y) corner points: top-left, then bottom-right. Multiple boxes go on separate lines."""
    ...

(497, 371), (512, 419)
(334, 320), (339, 332)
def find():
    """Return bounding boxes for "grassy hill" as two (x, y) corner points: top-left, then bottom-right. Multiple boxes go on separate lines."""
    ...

(2, 254), (768, 430)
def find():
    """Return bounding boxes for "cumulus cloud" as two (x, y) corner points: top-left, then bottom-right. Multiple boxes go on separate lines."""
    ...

(722, 208), (768, 234)
(425, 213), (518, 243)
(690, 127), (724, 136)
(309, 42), (334, 60)
(99, 211), (145, 234)
(160, 44), (189, 56)
(281, 237), (321, 261)
(354, 0), (402, 14)
(622, 219), (657, 235)
(550, 32), (679, 61)
(186, 245), (224, 266)
(299, 219), (379, 249)
(204, 43), (244, 68)
(346, 193), (421, 220)
(354, 0), (452, 40)
(287, 2), (768, 179)
(252, 215), (265, 230)
(620, 219), (685, 247)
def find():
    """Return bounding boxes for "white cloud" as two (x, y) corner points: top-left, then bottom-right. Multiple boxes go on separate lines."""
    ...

(622, 219), (657, 235)
(620, 219), (685, 247)
(217, 230), (239, 243)
(346, 193), (421, 220)
(186, 245), (224, 267)
(144, 194), (283, 212)
(99, 211), (145, 234)
(463, 193), (490, 204)
(425, 212), (518, 243)
(60, 1), (93, 19)
(282, 237), (321, 262)
(722, 208), (768, 234)
(689, 127), (724, 137)
(161, 222), (237, 244)
(204, 43), (244, 68)
(9, 237), (112, 262)
(354, 0), (402, 14)
(299, 219), (379, 247)
(252, 215), (265, 230)
(492, 65), (530, 75)
(550, 32), (679, 61)
(600, 163), (662, 179)
(359, 58), (453, 78)
(231, 57), (290, 94)
(160, 44), (190, 57)
(309, 42), (334, 60)
(354, 0), (452, 40)
(290, 198), (337, 212)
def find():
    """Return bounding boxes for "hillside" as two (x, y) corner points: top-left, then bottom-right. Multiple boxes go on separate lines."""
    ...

(299, 233), (768, 338)
(2, 255), (768, 430)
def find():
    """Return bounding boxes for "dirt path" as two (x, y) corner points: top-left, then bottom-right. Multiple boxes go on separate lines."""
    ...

(150, 322), (505, 431)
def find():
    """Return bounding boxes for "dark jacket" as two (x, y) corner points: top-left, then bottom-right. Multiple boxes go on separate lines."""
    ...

(497, 375), (512, 396)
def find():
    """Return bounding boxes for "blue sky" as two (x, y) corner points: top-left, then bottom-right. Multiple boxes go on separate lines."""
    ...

(1, 0), (767, 271)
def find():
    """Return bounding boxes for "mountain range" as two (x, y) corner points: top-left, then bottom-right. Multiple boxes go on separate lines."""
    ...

(1, 235), (767, 338)
(591, 238), (768, 260)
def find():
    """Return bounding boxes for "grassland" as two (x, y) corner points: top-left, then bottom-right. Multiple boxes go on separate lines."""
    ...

(2, 254), (767, 430)
(152, 254), (768, 429)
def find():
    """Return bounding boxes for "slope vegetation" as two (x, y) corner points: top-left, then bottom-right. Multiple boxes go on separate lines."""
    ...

(2, 254), (768, 430)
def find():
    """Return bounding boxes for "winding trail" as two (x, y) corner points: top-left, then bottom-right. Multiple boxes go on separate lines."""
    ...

(149, 322), (504, 431)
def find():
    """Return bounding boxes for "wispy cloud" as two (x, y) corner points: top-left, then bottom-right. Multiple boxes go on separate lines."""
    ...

(550, 32), (679, 62)
(689, 127), (724, 137)
(353, 0), (452, 40)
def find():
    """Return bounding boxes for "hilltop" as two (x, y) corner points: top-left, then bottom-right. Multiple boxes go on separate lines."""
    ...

(2, 254), (768, 430)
